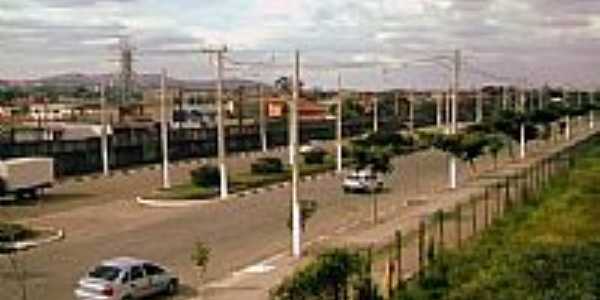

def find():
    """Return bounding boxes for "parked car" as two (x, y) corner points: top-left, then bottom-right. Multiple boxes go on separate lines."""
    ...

(75, 257), (178, 300)
(342, 170), (384, 193)
(299, 140), (325, 154)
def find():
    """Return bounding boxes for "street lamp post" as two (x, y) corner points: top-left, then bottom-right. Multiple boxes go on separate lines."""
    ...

(590, 90), (595, 130)
(215, 48), (229, 199)
(519, 85), (526, 160)
(291, 50), (302, 258)
(160, 68), (171, 189)
(259, 84), (268, 153)
(100, 83), (109, 177)
(336, 73), (343, 173)
(563, 88), (571, 141)
(449, 49), (461, 190)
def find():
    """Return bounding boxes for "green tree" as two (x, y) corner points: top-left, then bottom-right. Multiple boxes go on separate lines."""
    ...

(486, 134), (506, 170)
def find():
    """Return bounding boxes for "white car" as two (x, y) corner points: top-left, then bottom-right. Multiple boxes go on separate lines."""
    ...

(75, 257), (178, 300)
(342, 170), (384, 193)
(299, 140), (325, 154)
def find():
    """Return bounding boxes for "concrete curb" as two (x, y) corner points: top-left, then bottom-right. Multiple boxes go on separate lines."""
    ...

(136, 170), (339, 208)
(0, 227), (64, 251)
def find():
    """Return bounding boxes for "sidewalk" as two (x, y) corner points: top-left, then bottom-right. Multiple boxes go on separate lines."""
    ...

(193, 126), (599, 300)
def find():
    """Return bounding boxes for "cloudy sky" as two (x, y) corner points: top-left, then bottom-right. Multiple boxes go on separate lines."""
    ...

(1, 0), (600, 89)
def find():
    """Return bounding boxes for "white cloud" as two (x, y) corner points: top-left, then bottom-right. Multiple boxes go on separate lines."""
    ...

(0, 0), (599, 88)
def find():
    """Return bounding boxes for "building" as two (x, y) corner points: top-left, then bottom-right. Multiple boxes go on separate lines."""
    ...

(29, 103), (77, 121)
(141, 87), (218, 128)
(265, 96), (329, 121)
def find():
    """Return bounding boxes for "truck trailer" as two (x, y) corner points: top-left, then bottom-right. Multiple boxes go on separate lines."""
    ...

(0, 157), (54, 200)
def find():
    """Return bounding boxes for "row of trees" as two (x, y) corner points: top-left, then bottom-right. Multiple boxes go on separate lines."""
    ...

(271, 100), (599, 300)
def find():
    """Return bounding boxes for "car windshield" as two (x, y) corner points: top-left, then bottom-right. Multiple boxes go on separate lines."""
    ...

(88, 265), (122, 281)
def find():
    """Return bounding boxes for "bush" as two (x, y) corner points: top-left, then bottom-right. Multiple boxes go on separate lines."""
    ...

(0, 178), (5, 196)
(0, 223), (30, 243)
(251, 157), (284, 174)
(303, 150), (327, 165)
(287, 199), (318, 232)
(190, 165), (220, 187)
(271, 248), (366, 300)
(191, 241), (210, 280)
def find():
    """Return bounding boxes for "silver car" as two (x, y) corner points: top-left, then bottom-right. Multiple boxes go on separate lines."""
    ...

(342, 170), (384, 193)
(75, 257), (178, 300)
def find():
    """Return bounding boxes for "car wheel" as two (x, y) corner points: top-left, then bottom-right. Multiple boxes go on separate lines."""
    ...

(165, 279), (179, 295)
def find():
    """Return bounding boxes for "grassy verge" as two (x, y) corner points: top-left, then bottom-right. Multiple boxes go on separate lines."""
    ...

(151, 159), (336, 200)
(394, 139), (600, 299)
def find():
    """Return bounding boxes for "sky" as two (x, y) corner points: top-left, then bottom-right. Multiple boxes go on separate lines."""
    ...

(1, 0), (600, 89)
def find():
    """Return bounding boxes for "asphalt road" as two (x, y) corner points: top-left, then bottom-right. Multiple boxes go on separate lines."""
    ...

(0, 143), (483, 300)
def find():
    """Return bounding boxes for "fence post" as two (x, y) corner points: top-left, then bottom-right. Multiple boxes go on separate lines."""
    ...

(495, 182), (502, 220)
(386, 257), (394, 299)
(395, 230), (403, 289)
(455, 204), (462, 249)
(367, 245), (374, 299)
(437, 210), (444, 252)
(505, 176), (512, 211)
(471, 196), (477, 235)
(418, 220), (426, 280)
(484, 186), (489, 227)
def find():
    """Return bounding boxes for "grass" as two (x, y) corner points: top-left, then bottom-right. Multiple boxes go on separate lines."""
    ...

(394, 137), (600, 300)
(151, 185), (218, 200)
(152, 159), (336, 200)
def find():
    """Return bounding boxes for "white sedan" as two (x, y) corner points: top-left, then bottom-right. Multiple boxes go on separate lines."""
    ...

(75, 257), (178, 300)
(342, 170), (384, 193)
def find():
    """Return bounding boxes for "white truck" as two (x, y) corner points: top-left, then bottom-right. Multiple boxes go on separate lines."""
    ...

(0, 157), (54, 200)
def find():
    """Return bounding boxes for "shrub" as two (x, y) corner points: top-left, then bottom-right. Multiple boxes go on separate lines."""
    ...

(303, 150), (327, 165)
(0, 178), (5, 196)
(271, 248), (365, 300)
(287, 199), (318, 232)
(191, 241), (210, 279)
(251, 157), (284, 174)
(190, 165), (220, 187)
(0, 223), (30, 243)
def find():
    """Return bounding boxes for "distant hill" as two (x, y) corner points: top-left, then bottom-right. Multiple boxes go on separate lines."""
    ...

(7, 73), (266, 90)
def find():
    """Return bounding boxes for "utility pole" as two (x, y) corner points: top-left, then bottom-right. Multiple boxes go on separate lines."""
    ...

(476, 87), (483, 123)
(160, 68), (171, 189)
(291, 50), (302, 258)
(502, 85), (508, 110)
(373, 95), (379, 132)
(589, 90), (595, 130)
(445, 87), (451, 134)
(336, 72), (343, 173)
(519, 81), (526, 160)
(394, 92), (400, 118)
(100, 83), (109, 177)
(449, 49), (461, 189)
(577, 89), (583, 125)
(538, 87), (544, 110)
(408, 88), (415, 135)
(259, 84), (268, 152)
(214, 47), (229, 199)
(563, 88), (571, 141)
(436, 91), (443, 128)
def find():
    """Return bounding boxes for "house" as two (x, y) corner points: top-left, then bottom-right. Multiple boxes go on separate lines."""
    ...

(265, 96), (329, 121)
